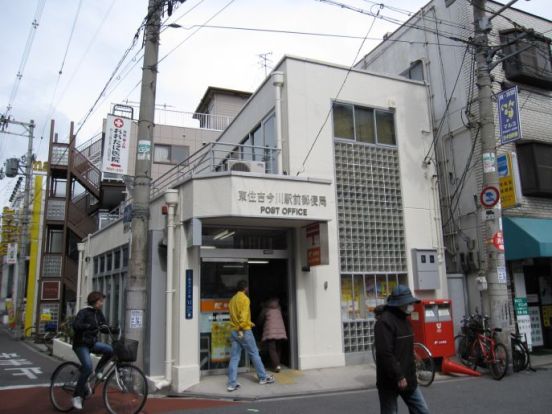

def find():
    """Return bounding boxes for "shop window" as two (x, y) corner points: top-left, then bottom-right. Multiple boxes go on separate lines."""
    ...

(333, 102), (396, 146)
(500, 29), (552, 90)
(516, 142), (552, 197)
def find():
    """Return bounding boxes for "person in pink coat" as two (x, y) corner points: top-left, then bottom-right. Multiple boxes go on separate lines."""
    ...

(259, 298), (288, 372)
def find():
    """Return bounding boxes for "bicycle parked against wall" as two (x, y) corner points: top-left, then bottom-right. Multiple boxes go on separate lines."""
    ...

(24, 323), (57, 354)
(511, 326), (532, 372)
(372, 305), (435, 387)
(49, 327), (148, 414)
(455, 313), (508, 380)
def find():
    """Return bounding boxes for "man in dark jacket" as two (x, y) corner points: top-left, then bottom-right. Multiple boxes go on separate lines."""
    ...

(374, 285), (429, 414)
(71, 291), (114, 410)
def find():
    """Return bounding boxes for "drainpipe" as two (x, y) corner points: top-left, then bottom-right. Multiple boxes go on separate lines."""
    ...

(154, 189), (178, 389)
(76, 243), (85, 311)
(272, 71), (285, 174)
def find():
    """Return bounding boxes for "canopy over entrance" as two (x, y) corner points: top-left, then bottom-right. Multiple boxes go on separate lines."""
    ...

(503, 216), (552, 261)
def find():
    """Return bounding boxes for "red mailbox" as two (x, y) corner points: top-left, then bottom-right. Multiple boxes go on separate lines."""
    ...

(410, 299), (455, 358)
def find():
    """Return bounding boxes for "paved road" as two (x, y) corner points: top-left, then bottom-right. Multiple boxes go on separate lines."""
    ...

(165, 368), (552, 414)
(0, 327), (59, 388)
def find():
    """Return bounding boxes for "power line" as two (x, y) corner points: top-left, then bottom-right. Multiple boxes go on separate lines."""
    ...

(297, 4), (382, 175)
(3, 0), (47, 117)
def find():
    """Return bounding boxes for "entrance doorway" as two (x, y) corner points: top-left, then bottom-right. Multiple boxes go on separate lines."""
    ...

(199, 254), (295, 375)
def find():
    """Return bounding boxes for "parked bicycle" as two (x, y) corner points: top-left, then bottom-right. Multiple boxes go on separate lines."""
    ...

(455, 313), (508, 380)
(24, 323), (57, 354)
(372, 305), (435, 387)
(511, 327), (532, 372)
(50, 326), (148, 414)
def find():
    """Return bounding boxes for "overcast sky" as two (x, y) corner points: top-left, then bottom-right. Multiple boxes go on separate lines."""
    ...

(0, 0), (550, 207)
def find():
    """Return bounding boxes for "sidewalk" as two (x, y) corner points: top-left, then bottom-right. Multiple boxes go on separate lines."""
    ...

(176, 352), (552, 401)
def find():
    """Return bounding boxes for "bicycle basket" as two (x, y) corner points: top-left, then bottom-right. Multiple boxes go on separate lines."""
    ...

(113, 338), (139, 362)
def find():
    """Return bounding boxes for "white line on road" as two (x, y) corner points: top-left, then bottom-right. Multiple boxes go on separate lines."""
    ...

(0, 383), (50, 391)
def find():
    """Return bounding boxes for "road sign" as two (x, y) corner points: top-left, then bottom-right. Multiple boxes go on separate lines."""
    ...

(492, 231), (504, 252)
(498, 86), (522, 144)
(480, 186), (500, 208)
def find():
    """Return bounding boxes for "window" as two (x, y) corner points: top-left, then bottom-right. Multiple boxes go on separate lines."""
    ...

(236, 113), (278, 173)
(50, 178), (67, 198)
(154, 144), (189, 164)
(500, 29), (552, 90)
(516, 142), (552, 197)
(333, 102), (396, 146)
(400, 60), (424, 81)
(47, 229), (63, 253)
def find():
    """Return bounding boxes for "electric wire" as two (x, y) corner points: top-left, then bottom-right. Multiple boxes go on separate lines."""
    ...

(297, 4), (382, 175)
(36, 0), (85, 155)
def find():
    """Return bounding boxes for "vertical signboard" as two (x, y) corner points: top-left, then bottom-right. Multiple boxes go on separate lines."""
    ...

(102, 114), (131, 175)
(497, 86), (522, 144)
(185, 269), (193, 319)
(303, 222), (329, 268)
(497, 153), (521, 209)
(6, 243), (17, 264)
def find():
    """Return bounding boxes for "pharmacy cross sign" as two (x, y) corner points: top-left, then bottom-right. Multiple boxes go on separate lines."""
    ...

(113, 117), (124, 128)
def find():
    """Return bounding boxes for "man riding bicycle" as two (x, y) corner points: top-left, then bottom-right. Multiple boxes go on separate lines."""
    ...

(71, 291), (115, 410)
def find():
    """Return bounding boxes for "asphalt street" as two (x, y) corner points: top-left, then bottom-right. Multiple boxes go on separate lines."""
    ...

(166, 368), (552, 414)
(0, 327), (59, 388)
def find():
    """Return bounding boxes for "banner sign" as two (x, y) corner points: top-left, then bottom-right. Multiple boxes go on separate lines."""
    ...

(102, 114), (131, 175)
(496, 152), (521, 208)
(497, 86), (522, 144)
(6, 243), (17, 264)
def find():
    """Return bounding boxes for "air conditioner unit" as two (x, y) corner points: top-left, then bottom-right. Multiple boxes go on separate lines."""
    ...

(227, 160), (265, 173)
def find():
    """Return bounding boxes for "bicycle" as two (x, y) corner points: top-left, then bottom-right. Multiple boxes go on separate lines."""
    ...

(49, 326), (148, 414)
(24, 323), (57, 354)
(511, 328), (532, 372)
(456, 314), (508, 380)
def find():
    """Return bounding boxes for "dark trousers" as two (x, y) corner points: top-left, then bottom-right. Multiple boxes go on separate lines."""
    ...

(73, 343), (113, 398)
(265, 340), (282, 368)
(378, 387), (430, 414)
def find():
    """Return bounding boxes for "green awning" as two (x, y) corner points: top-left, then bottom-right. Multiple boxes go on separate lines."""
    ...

(503, 216), (552, 261)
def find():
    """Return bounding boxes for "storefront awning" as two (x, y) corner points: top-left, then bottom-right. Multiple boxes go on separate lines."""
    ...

(503, 216), (552, 261)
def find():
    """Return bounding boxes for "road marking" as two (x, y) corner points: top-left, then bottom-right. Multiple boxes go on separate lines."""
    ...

(5, 367), (43, 379)
(0, 383), (50, 391)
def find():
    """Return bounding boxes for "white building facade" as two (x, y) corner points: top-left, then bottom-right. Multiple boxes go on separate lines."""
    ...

(78, 56), (445, 391)
(356, 0), (552, 347)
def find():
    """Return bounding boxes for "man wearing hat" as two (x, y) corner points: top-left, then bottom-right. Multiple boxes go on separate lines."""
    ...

(374, 285), (430, 414)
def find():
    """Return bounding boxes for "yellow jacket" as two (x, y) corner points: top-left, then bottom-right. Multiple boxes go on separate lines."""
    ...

(229, 291), (254, 331)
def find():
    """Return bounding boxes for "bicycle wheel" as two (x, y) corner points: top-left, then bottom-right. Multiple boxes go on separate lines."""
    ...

(490, 343), (508, 380)
(103, 364), (148, 414)
(512, 341), (527, 372)
(50, 362), (81, 412)
(455, 335), (472, 367)
(414, 343), (435, 387)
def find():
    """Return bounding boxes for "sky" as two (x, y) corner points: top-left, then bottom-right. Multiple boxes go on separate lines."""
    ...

(0, 0), (551, 208)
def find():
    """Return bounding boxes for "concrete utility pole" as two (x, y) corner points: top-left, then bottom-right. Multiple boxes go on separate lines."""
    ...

(472, 0), (510, 341)
(0, 116), (35, 339)
(125, 0), (162, 367)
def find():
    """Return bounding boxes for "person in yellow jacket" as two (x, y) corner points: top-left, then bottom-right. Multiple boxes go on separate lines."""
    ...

(227, 280), (274, 392)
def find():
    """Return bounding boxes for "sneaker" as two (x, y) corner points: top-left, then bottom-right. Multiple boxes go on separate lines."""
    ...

(259, 375), (275, 385)
(275, 366), (281, 373)
(227, 383), (241, 392)
(72, 396), (83, 410)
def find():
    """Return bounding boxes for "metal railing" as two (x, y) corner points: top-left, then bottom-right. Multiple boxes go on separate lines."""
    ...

(151, 141), (280, 199)
(51, 144), (69, 166)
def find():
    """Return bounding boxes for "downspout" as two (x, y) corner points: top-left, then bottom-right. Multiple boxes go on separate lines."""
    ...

(76, 242), (85, 311)
(154, 189), (178, 389)
(272, 71), (285, 174)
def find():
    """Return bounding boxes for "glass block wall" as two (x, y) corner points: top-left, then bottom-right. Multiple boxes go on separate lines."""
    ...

(335, 141), (408, 357)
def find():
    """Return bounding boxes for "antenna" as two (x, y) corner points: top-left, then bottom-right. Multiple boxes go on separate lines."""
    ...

(258, 52), (273, 77)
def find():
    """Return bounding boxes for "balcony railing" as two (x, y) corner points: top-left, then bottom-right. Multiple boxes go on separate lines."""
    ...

(151, 141), (280, 199)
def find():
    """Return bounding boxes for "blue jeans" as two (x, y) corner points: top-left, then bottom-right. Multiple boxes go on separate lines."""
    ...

(227, 330), (268, 387)
(378, 387), (430, 414)
(73, 342), (113, 397)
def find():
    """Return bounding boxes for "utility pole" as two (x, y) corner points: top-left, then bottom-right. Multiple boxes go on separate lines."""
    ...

(125, 0), (162, 368)
(0, 116), (35, 339)
(472, 0), (511, 344)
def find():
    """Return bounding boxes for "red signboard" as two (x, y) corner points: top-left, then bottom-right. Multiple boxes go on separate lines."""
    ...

(41, 281), (60, 301)
(492, 231), (504, 252)
(306, 223), (321, 267)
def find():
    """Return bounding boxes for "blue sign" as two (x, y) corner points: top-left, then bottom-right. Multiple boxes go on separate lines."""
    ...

(185, 269), (193, 319)
(497, 86), (522, 144)
(497, 154), (509, 178)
